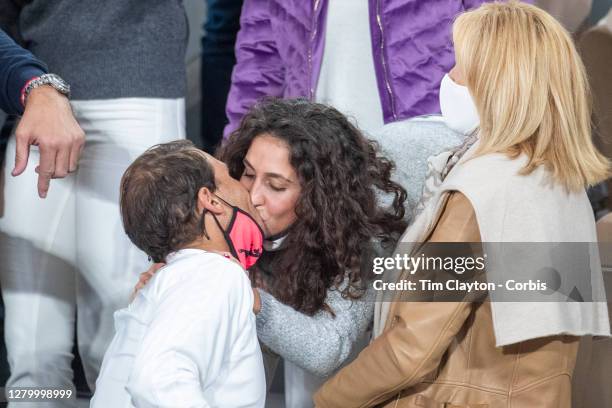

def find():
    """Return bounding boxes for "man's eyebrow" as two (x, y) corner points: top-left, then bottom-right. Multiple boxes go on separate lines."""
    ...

(243, 159), (294, 184)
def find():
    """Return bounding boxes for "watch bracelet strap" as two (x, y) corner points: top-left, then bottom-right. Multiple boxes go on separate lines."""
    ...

(20, 76), (39, 107)
(22, 74), (71, 106)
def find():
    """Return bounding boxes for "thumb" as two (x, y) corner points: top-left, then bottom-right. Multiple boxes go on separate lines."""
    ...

(12, 134), (31, 177)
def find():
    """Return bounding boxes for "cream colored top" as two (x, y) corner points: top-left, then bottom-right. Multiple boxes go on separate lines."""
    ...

(376, 142), (611, 346)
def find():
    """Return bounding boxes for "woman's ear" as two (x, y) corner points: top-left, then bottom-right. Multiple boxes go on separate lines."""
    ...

(197, 187), (224, 216)
(449, 65), (467, 86)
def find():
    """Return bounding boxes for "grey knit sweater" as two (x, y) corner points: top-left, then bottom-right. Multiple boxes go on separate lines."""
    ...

(10, 0), (187, 100)
(257, 282), (375, 378)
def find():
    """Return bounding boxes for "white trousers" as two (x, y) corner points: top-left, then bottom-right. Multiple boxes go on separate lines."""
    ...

(0, 98), (185, 407)
(283, 360), (325, 408)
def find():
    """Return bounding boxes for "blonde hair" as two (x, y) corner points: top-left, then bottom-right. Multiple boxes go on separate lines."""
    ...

(453, 1), (609, 191)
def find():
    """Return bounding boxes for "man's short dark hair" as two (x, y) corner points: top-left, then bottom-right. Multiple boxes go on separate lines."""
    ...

(120, 140), (216, 263)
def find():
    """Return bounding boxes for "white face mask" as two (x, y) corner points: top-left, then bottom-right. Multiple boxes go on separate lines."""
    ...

(439, 73), (480, 135)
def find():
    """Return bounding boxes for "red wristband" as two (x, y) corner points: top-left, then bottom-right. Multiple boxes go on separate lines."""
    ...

(20, 76), (40, 108)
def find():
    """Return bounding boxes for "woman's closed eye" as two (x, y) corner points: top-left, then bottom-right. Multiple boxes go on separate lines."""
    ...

(269, 182), (287, 192)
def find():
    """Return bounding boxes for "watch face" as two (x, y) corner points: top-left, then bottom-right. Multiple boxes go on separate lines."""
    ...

(43, 74), (70, 96)
(48, 75), (69, 91)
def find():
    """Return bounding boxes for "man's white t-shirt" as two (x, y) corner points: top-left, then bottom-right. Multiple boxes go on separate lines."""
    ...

(91, 249), (265, 408)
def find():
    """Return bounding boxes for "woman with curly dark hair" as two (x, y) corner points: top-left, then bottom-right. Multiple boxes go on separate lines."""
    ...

(217, 98), (407, 405)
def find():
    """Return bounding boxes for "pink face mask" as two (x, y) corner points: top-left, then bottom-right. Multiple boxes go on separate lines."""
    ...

(211, 196), (264, 270)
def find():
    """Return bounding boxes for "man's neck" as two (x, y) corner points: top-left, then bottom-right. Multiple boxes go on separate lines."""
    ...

(182, 213), (230, 254)
(185, 240), (229, 254)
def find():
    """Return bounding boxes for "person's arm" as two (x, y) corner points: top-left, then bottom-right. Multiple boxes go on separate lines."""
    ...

(256, 284), (374, 378)
(0, 28), (46, 115)
(314, 302), (473, 407)
(314, 193), (482, 407)
(0, 29), (85, 198)
(127, 264), (251, 407)
(223, 0), (284, 138)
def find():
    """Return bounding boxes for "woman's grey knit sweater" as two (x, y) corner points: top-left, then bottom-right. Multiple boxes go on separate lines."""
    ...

(257, 281), (375, 378)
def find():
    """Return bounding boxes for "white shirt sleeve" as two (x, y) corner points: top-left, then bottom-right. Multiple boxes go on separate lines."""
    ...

(126, 261), (251, 408)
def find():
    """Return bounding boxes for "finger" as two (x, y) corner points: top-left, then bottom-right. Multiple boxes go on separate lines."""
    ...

(12, 130), (31, 177)
(138, 275), (153, 287)
(145, 272), (155, 280)
(54, 144), (70, 179)
(149, 263), (165, 273)
(68, 132), (84, 173)
(252, 288), (262, 314)
(37, 170), (53, 198)
(37, 145), (57, 198)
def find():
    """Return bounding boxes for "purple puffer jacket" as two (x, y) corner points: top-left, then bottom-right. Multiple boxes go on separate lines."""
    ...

(224, 0), (510, 137)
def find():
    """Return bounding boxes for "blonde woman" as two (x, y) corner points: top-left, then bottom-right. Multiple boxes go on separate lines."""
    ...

(314, 2), (610, 407)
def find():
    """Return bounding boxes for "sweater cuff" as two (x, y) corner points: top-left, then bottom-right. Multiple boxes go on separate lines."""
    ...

(9, 65), (45, 115)
(256, 289), (275, 332)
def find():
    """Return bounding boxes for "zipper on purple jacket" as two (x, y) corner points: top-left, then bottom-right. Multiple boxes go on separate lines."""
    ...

(375, 0), (397, 121)
(308, 0), (322, 99)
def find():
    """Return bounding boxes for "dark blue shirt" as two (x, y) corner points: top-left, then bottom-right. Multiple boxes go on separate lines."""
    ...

(0, 29), (47, 115)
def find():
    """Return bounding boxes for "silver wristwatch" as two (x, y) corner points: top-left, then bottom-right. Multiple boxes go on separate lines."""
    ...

(23, 73), (71, 103)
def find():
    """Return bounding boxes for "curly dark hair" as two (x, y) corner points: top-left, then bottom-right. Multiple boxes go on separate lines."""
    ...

(120, 140), (216, 263)
(218, 98), (407, 316)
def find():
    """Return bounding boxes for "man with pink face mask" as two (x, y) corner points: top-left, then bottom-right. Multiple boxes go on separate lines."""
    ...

(91, 140), (266, 408)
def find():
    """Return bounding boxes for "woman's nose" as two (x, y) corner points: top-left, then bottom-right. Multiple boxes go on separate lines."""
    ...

(249, 179), (265, 207)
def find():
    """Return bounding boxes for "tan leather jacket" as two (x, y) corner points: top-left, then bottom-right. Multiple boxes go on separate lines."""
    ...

(314, 192), (579, 408)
